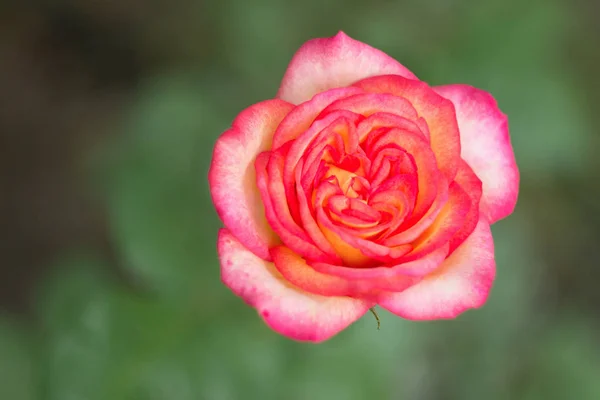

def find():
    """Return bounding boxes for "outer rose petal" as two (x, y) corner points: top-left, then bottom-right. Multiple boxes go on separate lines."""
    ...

(377, 218), (495, 320)
(209, 100), (294, 260)
(277, 31), (417, 104)
(219, 230), (371, 342)
(433, 84), (519, 223)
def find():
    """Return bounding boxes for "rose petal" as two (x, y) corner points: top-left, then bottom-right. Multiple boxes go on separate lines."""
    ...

(272, 87), (364, 149)
(272, 245), (420, 298)
(284, 111), (362, 187)
(354, 75), (461, 182)
(319, 92), (418, 120)
(382, 175), (448, 245)
(209, 99), (294, 260)
(433, 84), (519, 223)
(316, 204), (413, 266)
(388, 182), (471, 262)
(448, 160), (482, 253)
(313, 182), (377, 266)
(266, 146), (307, 239)
(284, 111), (361, 218)
(255, 152), (329, 262)
(294, 159), (341, 261)
(377, 217), (495, 320)
(311, 242), (448, 281)
(278, 31), (417, 104)
(219, 229), (371, 342)
(357, 112), (426, 143)
(366, 128), (442, 223)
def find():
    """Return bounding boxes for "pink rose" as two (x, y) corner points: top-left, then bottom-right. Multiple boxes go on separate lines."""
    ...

(209, 32), (519, 342)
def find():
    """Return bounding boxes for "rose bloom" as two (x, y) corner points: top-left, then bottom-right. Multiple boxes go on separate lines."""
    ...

(209, 32), (519, 342)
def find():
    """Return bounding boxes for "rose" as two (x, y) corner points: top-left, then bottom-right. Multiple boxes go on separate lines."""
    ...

(209, 32), (519, 342)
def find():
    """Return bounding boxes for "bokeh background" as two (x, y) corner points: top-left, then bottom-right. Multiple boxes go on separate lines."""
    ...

(2, 0), (600, 399)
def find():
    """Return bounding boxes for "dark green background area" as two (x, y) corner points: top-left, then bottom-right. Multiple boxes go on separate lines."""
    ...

(1, 0), (599, 399)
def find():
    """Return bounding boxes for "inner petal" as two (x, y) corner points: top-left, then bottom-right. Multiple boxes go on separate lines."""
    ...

(318, 93), (419, 121)
(284, 111), (361, 195)
(365, 127), (441, 224)
(314, 182), (374, 267)
(358, 112), (425, 143)
(328, 195), (381, 229)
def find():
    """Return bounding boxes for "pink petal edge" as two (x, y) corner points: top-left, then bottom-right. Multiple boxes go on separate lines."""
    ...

(277, 31), (417, 105)
(377, 217), (496, 320)
(218, 229), (372, 342)
(209, 99), (294, 261)
(433, 84), (519, 223)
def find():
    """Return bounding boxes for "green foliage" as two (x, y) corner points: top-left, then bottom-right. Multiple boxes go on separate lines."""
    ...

(0, 316), (37, 400)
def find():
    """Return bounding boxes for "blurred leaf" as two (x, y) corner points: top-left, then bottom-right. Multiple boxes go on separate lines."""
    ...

(107, 73), (225, 302)
(0, 316), (38, 400)
(520, 315), (600, 400)
(36, 252), (195, 400)
(101, 293), (200, 400)
(36, 253), (116, 400)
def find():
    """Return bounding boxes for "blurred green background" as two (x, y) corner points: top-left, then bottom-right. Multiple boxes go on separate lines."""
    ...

(1, 0), (599, 399)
